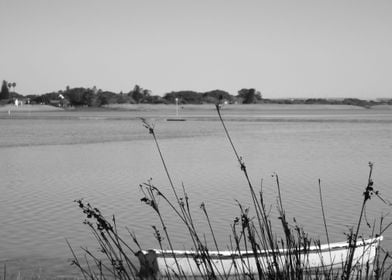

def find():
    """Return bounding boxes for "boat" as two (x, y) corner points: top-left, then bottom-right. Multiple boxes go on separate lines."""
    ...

(137, 236), (382, 278)
(166, 98), (185, 121)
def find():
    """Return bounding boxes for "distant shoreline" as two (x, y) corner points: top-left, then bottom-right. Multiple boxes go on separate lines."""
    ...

(0, 104), (64, 112)
(1, 103), (392, 113)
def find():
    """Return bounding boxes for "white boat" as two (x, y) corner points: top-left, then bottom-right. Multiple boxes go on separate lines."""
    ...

(137, 236), (382, 278)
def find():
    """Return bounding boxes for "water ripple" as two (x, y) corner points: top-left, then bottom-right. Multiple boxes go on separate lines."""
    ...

(1, 112), (391, 277)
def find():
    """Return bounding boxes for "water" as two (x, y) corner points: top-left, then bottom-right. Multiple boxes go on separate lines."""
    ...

(0, 105), (391, 278)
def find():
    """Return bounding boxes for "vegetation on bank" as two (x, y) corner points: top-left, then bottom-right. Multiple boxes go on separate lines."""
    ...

(1, 80), (391, 108)
(1, 80), (263, 107)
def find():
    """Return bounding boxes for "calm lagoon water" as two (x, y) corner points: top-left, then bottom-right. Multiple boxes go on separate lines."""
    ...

(0, 105), (391, 278)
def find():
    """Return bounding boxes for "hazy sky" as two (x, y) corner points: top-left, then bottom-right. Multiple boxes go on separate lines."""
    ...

(1, 0), (391, 98)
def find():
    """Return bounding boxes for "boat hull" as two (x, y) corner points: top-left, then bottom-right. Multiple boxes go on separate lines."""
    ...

(137, 236), (382, 277)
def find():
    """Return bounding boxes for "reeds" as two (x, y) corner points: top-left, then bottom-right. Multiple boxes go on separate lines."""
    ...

(69, 104), (391, 280)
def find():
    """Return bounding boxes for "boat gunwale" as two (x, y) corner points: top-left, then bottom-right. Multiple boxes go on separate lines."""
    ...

(140, 236), (382, 259)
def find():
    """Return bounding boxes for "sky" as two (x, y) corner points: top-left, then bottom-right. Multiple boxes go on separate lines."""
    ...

(0, 0), (391, 99)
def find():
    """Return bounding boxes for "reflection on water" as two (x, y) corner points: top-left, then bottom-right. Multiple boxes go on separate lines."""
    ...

(0, 106), (391, 278)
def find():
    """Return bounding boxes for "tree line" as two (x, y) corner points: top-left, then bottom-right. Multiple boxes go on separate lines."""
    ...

(0, 80), (263, 106)
(1, 79), (391, 108)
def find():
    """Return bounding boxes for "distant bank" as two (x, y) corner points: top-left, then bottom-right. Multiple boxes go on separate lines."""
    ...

(1, 103), (392, 113)
(0, 104), (64, 112)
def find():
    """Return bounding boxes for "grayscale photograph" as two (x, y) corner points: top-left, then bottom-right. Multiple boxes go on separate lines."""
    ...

(1, 1), (391, 279)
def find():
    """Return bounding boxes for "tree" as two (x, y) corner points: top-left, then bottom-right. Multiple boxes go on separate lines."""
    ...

(128, 85), (151, 103)
(237, 88), (262, 104)
(142, 89), (151, 102)
(163, 91), (202, 104)
(66, 88), (85, 106)
(0, 80), (10, 99)
(128, 85), (142, 103)
(202, 90), (232, 103)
